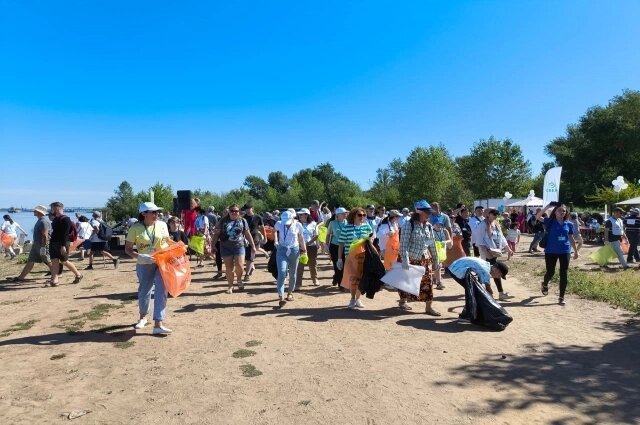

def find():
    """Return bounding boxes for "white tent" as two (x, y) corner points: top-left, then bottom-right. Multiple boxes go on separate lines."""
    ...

(616, 196), (640, 205)
(506, 196), (544, 207)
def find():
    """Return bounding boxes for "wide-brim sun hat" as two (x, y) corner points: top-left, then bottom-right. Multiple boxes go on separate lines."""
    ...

(388, 209), (402, 218)
(414, 200), (431, 210)
(139, 202), (163, 213)
(335, 207), (348, 215)
(33, 205), (48, 215)
(280, 210), (294, 225)
(297, 208), (311, 215)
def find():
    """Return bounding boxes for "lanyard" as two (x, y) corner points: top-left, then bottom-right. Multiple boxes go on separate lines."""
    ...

(144, 224), (156, 247)
(283, 224), (290, 243)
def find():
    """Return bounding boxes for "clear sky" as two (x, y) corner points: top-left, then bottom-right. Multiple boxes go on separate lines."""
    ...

(1, 0), (639, 207)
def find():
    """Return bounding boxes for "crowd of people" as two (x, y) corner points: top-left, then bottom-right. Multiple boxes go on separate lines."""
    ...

(4, 197), (639, 336)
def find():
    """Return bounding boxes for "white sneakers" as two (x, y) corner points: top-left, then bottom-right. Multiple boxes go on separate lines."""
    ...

(498, 292), (515, 301)
(347, 299), (365, 309)
(152, 326), (172, 335)
(134, 318), (147, 329)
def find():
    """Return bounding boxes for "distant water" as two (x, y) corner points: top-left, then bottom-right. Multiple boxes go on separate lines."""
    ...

(2, 210), (94, 242)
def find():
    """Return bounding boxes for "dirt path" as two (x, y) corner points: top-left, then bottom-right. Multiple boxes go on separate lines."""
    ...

(0, 243), (638, 425)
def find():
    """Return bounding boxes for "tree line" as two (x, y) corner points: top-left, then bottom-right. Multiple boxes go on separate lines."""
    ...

(105, 89), (640, 221)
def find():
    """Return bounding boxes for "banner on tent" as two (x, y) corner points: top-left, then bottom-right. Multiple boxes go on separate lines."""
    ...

(543, 167), (562, 205)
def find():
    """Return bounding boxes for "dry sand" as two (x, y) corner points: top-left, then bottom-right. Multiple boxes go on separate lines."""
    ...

(0, 236), (638, 425)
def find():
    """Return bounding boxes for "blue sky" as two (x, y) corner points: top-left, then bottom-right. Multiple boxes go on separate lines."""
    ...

(1, 1), (639, 207)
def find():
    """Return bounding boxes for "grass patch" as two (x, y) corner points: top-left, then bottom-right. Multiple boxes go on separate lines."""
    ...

(565, 269), (640, 313)
(0, 331), (12, 338)
(240, 363), (262, 377)
(67, 309), (79, 313)
(55, 303), (123, 334)
(299, 400), (312, 406)
(4, 319), (38, 332)
(14, 253), (28, 264)
(50, 354), (66, 360)
(232, 349), (256, 359)
(114, 341), (135, 349)
(81, 284), (103, 290)
(0, 300), (24, 306)
(245, 340), (262, 347)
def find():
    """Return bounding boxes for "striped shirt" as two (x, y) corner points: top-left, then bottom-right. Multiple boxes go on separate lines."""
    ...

(337, 223), (373, 255)
(399, 219), (438, 266)
(328, 219), (347, 246)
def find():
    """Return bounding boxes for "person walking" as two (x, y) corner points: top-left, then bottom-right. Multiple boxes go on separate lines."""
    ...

(536, 203), (579, 305)
(476, 208), (514, 301)
(125, 202), (173, 335)
(7, 205), (51, 282)
(469, 206), (485, 257)
(398, 200), (441, 315)
(377, 210), (401, 257)
(604, 207), (629, 269)
(337, 207), (374, 309)
(46, 202), (83, 286)
(274, 210), (306, 305)
(1, 214), (27, 259)
(455, 208), (473, 256)
(624, 208), (640, 264)
(242, 203), (266, 282)
(211, 204), (256, 293)
(528, 208), (545, 253)
(86, 211), (120, 270)
(296, 208), (319, 287)
(75, 215), (93, 260)
(326, 207), (348, 287)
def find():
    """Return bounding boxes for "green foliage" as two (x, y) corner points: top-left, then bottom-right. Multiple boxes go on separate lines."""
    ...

(456, 136), (532, 198)
(586, 183), (640, 209)
(566, 268), (640, 313)
(232, 349), (256, 358)
(546, 90), (640, 204)
(239, 363), (262, 377)
(105, 181), (139, 221)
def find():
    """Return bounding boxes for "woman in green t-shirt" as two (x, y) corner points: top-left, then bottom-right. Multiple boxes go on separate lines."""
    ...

(125, 202), (172, 335)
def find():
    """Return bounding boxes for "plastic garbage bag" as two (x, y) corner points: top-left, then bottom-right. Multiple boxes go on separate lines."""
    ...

(457, 271), (513, 331)
(383, 232), (400, 271)
(380, 262), (424, 296)
(590, 245), (617, 267)
(188, 235), (205, 256)
(152, 241), (192, 297)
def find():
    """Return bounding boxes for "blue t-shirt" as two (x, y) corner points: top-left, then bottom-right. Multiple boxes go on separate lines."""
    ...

(543, 218), (574, 254)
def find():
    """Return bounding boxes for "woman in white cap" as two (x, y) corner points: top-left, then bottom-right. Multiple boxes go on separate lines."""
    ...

(376, 209), (402, 257)
(296, 208), (319, 287)
(326, 207), (348, 287)
(274, 210), (306, 305)
(125, 202), (173, 335)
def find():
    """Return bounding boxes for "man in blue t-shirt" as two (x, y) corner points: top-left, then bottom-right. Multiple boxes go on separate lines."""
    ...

(446, 257), (509, 297)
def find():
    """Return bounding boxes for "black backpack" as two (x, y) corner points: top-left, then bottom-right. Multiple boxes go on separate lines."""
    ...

(97, 220), (113, 242)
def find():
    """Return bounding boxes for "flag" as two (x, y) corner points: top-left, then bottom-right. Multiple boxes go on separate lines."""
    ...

(543, 166), (562, 205)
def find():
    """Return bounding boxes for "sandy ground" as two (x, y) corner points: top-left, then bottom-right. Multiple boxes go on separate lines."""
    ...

(0, 235), (639, 425)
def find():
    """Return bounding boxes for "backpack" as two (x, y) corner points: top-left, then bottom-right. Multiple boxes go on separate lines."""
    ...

(62, 215), (78, 242)
(97, 219), (113, 242)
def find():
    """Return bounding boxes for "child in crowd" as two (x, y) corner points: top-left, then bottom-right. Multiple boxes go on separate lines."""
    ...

(506, 221), (520, 260)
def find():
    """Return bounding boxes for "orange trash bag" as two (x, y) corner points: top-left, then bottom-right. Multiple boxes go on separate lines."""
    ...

(1, 232), (15, 248)
(152, 241), (192, 297)
(384, 232), (400, 271)
(264, 226), (275, 241)
(621, 239), (630, 255)
(341, 238), (367, 290)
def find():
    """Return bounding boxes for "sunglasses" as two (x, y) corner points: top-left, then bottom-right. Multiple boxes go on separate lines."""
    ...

(145, 211), (159, 215)
(357, 213), (367, 217)
(229, 209), (240, 213)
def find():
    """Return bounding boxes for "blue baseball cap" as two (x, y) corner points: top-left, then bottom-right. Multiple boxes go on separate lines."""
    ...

(280, 210), (294, 225)
(432, 216), (444, 226)
(414, 200), (431, 210)
(334, 207), (348, 215)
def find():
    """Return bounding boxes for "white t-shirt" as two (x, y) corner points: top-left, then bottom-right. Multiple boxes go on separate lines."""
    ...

(195, 215), (209, 233)
(301, 222), (318, 246)
(89, 218), (103, 242)
(377, 221), (398, 251)
(77, 222), (94, 240)
(1, 221), (22, 237)
(275, 221), (304, 248)
(469, 215), (485, 245)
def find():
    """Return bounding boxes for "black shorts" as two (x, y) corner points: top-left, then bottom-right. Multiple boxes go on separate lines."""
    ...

(49, 242), (70, 261)
(90, 241), (109, 253)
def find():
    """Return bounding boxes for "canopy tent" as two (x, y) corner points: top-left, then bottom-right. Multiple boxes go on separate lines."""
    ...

(506, 196), (544, 208)
(616, 196), (640, 205)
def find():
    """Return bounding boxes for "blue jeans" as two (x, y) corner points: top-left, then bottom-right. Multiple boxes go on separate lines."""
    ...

(136, 263), (167, 321)
(529, 231), (544, 252)
(276, 245), (300, 297)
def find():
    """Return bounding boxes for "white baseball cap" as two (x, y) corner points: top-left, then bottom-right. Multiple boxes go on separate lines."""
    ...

(335, 207), (348, 215)
(139, 202), (163, 213)
(280, 210), (294, 225)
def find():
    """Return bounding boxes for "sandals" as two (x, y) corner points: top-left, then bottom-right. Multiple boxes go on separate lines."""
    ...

(7, 277), (28, 282)
(72, 275), (84, 284)
(44, 280), (59, 287)
(286, 293), (294, 301)
(541, 282), (549, 296)
(398, 302), (413, 311)
(425, 308), (442, 317)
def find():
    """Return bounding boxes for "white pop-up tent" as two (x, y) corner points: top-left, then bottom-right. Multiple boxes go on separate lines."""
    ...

(506, 196), (544, 208)
(616, 196), (640, 205)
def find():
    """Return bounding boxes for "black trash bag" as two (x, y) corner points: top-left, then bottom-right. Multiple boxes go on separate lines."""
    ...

(457, 270), (513, 331)
(359, 240), (387, 299)
(267, 248), (278, 280)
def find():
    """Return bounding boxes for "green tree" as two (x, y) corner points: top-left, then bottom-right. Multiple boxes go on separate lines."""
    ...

(456, 137), (532, 198)
(243, 176), (269, 199)
(105, 181), (139, 221)
(397, 145), (467, 209)
(268, 171), (289, 194)
(145, 182), (174, 212)
(367, 166), (401, 208)
(546, 90), (640, 204)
